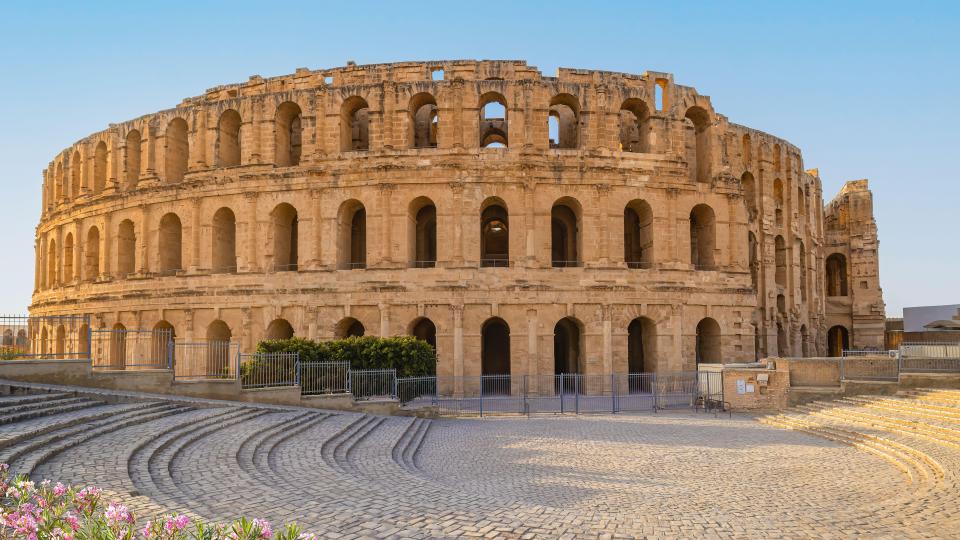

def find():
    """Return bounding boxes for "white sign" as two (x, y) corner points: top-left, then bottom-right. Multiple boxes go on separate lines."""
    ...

(736, 379), (746, 394)
(746, 384), (755, 393)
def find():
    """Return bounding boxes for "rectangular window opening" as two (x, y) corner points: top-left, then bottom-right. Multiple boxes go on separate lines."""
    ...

(431, 68), (444, 81)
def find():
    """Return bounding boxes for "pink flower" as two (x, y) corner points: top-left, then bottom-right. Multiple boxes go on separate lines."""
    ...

(141, 520), (153, 538)
(252, 518), (273, 538)
(53, 482), (67, 497)
(105, 502), (134, 526)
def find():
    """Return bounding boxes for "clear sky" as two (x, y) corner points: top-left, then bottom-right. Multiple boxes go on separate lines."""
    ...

(0, 0), (956, 317)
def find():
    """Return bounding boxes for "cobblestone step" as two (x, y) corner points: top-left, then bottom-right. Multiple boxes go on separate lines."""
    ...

(844, 396), (960, 423)
(799, 402), (960, 449)
(901, 389), (960, 408)
(0, 392), (72, 408)
(0, 396), (101, 425)
(391, 417), (431, 474)
(256, 413), (330, 477)
(321, 414), (386, 475)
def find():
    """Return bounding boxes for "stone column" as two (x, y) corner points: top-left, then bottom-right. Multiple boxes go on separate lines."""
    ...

(451, 304), (464, 393)
(100, 213), (111, 280)
(244, 192), (259, 272)
(451, 182), (464, 265)
(138, 205), (150, 275)
(379, 303), (390, 337)
(190, 197), (201, 272)
(527, 308), (538, 377)
(311, 189), (323, 269)
(602, 304), (613, 375)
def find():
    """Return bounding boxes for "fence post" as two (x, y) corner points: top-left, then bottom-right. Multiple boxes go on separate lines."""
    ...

(86, 316), (93, 363)
(392, 369), (398, 400)
(560, 374), (565, 414)
(611, 373), (616, 414)
(839, 357), (845, 381)
(575, 374), (580, 415)
(524, 375), (530, 417)
(295, 357), (301, 387)
(479, 376), (484, 418)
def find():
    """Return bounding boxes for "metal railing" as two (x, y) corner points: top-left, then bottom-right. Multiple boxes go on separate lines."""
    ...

(0, 314), (91, 360)
(90, 328), (172, 370)
(239, 352), (299, 389)
(299, 361), (351, 395)
(626, 261), (654, 269)
(551, 260), (583, 268)
(842, 349), (897, 357)
(410, 260), (436, 268)
(273, 263), (299, 272)
(839, 355), (900, 381)
(173, 340), (239, 380)
(339, 262), (367, 270)
(900, 342), (960, 373)
(479, 258), (510, 268)
(396, 371), (718, 416)
(350, 369), (397, 401)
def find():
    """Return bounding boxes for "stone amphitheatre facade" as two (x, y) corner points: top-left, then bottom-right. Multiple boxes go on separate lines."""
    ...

(29, 59), (886, 377)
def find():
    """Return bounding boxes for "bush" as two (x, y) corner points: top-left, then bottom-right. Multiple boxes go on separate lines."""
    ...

(256, 335), (436, 378)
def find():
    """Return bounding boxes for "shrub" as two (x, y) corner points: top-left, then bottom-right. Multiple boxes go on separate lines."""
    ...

(256, 335), (436, 378)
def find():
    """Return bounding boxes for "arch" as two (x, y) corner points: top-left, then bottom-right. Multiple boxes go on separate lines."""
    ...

(409, 317), (437, 352)
(164, 118), (189, 183)
(624, 199), (654, 268)
(46, 238), (57, 288)
(335, 317), (365, 338)
(93, 141), (107, 193)
(275, 102), (302, 167)
(336, 200), (366, 269)
(217, 109), (242, 167)
(774, 235), (787, 288)
(153, 320), (175, 368)
(270, 203), (298, 271)
(159, 213), (183, 274)
(205, 320), (233, 376)
(55, 324), (66, 357)
(696, 317), (722, 364)
(212, 207), (237, 273)
(63, 233), (74, 283)
(773, 143), (782, 171)
(826, 253), (848, 296)
(70, 151), (81, 198)
(554, 317), (584, 376)
(409, 93), (438, 149)
(266, 319), (294, 340)
(125, 130), (141, 189)
(110, 322), (126, 368)
(480, 198), (509, 266)
(827, 325), (849, 357)
(741, 172), (757, 220)
(773, 178), (785, 227)
(479, 92), (508, 148)
(551, 198), (581, 267)
(340, 96), (370, 151)
(117, 219), (136, 277)
(408, 197), (436, 267)
(748, 231), (759, 289)
(800, 324), (810, 357)
(684, 106), (711, 182)
(619, 98), (650, 152)
(548, 93), (580, 149)
(689, 204), (716, 269)
(481, 317), (510, 376)
(78, 324), (90, 358)
(627, 317), (656, 376)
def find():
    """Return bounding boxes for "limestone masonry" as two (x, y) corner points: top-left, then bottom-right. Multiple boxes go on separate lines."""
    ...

(29, 59), (885, 377)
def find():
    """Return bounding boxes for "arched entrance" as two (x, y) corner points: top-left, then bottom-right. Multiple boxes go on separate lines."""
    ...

(827, 326), (849, 357)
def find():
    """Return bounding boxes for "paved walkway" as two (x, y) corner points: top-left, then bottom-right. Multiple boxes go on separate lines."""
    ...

(1, 383), (958, 538)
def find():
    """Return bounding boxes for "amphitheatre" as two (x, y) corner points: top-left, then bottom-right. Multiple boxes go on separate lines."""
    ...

(1, 59), (957, 537)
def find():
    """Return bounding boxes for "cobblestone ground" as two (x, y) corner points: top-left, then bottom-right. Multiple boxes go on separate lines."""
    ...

(3, 386), (959, 538)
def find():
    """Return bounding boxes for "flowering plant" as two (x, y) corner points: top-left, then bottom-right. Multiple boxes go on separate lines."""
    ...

(0, 465), (317, 540)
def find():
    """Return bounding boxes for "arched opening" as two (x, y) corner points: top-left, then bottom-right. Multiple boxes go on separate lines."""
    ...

(748, 231), (759, 290)
(266, 319), (294, 340)
(110, 322), (126, 368)
(776, 322), (787, 356)
(797, 186), (806, 217)
(741, 172), (757, 221)
(153, 321), (174, 368)
(63, 233), (74, 283)
(336, 317), (365, 338)
(480, 199), (509, 267)
(773, 143), (782, 171)
(827, 325), (849, 357)
(551, 199), (581, 267)
(206, 320), (232, 376)
(481, 317), (510, 376)
(217, 109), (242, 167)
(46, 239), (57, 288)
(624, 199), (653, 268)
(270, 203), (298, 271)
(55, 162), (64, 202)
(696, 317), (721, 364)
(408, 197), (436, 268)
(70, 151), (81, 198)
(410, 317), (437, 352)
(275, 102), (302, 167)
(800, 325), (810, 357)
(125, 130), (141, 189)
(777, 294), (786, 316)
(409, 93), (438, 148)
(337, 200), (366, 270)
(85, 226), (100, 281)
(55, 324), (66, 357)
(158, 213), (183, 275)
(628, 317), (656, 378)
(619, 98), (650, 152)
(773, 178), (784, 227)
(684, 106), (711, 182)
(93, 142), (107, 193)
(689, 204), (716, 269)
(774, 235), (787, 288)
(341, 96), (370, 151)
(799, 240), (808, 302)
(117, 219), (136, 277)
(479, 92), (508, 148)
(554, 317), (583, 383)
(164, 118), (189, 183)
(40, 327), (48, 356)
(78, 324), (89, 358)
(826, 253), (848, 296)
(212, 207), (237, 273)
(548, 94), (580, 149)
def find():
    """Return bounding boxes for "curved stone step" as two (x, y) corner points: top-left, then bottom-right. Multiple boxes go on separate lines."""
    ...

(325, 415), (385, 475)
(0, 392), (72, 408)
(256, 413), (330, 476)
(391, 417), (432, 473)
(234, 410), (315, 476)
(844, 397), (960, 423)
(799, 402), (960, 449)
(0, 397), (100, 425)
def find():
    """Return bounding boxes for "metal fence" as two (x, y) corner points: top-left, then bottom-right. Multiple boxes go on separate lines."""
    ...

(900, 342), (960, 373)
(842, 349), (897, 357)
(239, 352), (298, 389)
(0, 315), (90, 360)
(173, 340), (239, 380)
(90, 328), (172, 369)
(299, 361), (351, 395)
(350, 369), (397, 401)
(839, 355), (901, 381)
(397, 371), (722, 416)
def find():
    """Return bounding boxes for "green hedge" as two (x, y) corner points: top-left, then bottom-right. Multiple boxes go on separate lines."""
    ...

(255, 335), (436, 378)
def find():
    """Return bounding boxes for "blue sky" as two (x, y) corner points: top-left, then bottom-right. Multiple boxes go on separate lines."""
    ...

(0, 0), (956, 316)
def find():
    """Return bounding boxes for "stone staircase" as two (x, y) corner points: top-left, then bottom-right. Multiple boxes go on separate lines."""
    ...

(760, 388), (960, 530)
